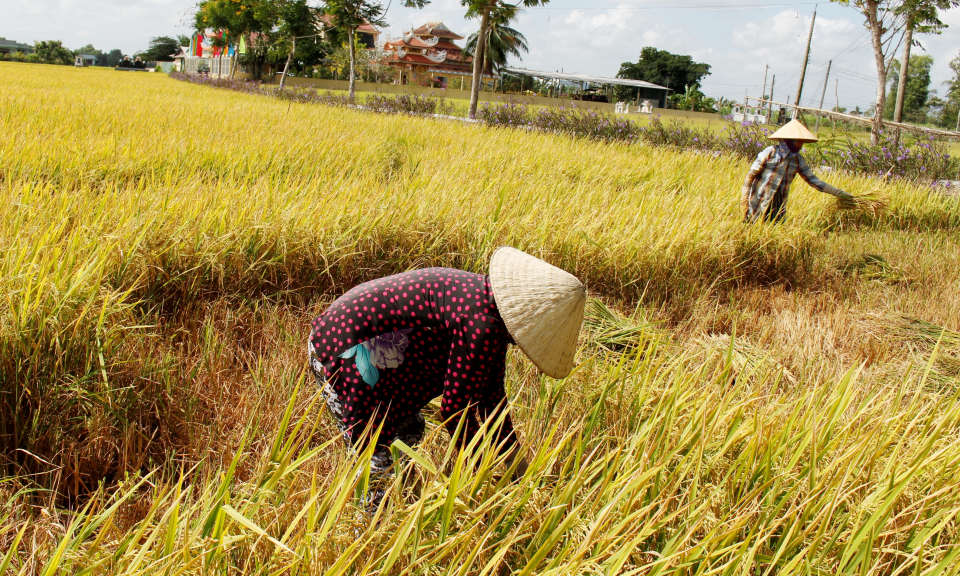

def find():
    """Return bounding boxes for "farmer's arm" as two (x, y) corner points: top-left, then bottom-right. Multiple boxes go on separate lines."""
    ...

(472, 334), (517, 452)
(478, 343), (528, 479)
(439, 315), (517, 451)
(797, 156), (852, 199)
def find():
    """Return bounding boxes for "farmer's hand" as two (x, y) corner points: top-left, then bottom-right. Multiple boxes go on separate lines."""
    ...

(836, 190), (857, 209)
(826, 184), (856, 208)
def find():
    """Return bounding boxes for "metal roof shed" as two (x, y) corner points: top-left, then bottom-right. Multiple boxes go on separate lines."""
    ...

(0, 38), (33, 55)
(503, 67), (671, 107)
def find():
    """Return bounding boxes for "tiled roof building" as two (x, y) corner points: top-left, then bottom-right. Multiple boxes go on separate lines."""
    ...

(383, 21), (490, 87)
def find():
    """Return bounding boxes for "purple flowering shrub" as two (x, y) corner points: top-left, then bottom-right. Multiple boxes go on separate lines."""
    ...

(811, 131), (958, 182)
(723, 123), (772, 160)
(532, 106), (642, 142)
(364, 93), (453, 117)
(170, 71), (269, 96)
(274, 88), (354, 107)
(475, 101), (528, 127)
(476, 101), (642, 143)
(637, 117), (770, 161)
(638, 117), (720, 151)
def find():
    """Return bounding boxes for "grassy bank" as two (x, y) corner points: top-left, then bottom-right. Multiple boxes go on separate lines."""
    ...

(2, 62), (960, 574)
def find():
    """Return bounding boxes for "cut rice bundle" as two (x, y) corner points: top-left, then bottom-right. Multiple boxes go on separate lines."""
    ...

(864, 312), (960, 351)
(582, 298), (660, 353)
(692, 333), (798, 386)
(838, 188), (889, 215)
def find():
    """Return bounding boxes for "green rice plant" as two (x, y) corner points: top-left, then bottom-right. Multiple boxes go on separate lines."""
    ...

(6, 346), (960, 574)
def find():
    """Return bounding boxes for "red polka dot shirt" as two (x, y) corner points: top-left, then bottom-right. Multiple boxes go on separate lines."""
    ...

(309, 268), (515, 449)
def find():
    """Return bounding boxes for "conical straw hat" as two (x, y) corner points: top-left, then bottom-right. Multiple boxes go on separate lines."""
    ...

(489, 247), (586, 379)
(769, 119), (818, 142)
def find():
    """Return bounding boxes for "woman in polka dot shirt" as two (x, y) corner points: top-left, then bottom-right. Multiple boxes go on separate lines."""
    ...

(308, 248), (586, 505)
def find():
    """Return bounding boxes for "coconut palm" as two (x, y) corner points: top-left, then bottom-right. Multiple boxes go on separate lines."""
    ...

(462, 0), (548, 117)
(462, 3), (528, 87)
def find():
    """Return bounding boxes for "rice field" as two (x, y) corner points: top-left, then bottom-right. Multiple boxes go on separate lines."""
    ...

(3, 62), (960, 575)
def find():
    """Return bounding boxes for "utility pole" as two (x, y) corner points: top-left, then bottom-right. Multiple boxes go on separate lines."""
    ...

(794, 5), (817, 109)
(768, 74), (775, 120)
(815, 59), (832, 133)
(833, 79), (839, 132)
(761, 63), (769, 102)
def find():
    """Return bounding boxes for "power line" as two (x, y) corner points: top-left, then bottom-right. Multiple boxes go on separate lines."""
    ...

(701, 81), (763, 86)
(526, 1), (822, 10)
(827, 30), (869, 65)
(388, 0), (825, 22)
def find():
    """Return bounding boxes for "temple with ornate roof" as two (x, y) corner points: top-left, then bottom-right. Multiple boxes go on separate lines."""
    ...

(383, 21), (490, 88)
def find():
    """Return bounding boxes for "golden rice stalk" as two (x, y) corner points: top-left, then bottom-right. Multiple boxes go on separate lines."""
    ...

(866, 312), (960, 351)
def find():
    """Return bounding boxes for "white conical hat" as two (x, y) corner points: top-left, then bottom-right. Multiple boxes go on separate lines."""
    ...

(769, 119), (818, 142)
(489, 247), (586, 379)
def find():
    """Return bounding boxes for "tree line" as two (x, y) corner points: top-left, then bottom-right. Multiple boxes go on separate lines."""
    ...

(878, 52), (960, 129)
(828, 0), (960, 140)
(0, 36), (187, 67)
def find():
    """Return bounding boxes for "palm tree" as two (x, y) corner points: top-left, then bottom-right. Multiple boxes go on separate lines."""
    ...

(462, 4), (529, 90)
(462, 0), (546, 117)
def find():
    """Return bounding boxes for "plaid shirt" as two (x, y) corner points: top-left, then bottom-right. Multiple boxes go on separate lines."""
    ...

(741, 143), (843, 221)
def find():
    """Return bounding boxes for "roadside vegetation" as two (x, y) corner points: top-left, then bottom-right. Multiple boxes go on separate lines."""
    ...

(3, 63), (960, 574)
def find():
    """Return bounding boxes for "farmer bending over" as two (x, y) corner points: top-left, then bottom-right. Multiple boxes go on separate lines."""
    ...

(742, 119), (855, 223)
(308, 247), (586, 508)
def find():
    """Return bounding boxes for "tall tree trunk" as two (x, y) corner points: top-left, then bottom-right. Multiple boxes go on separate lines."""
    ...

(479, 40), (487, 92)
(348, 29), (357, 100)
(894, 20), (913, 124)
(865, 0), (886, 145)
(279, 36), (295, 90)
(229, 37), (237, 80)
(468, 3), (493, 118)
(229, 35), (237, 80)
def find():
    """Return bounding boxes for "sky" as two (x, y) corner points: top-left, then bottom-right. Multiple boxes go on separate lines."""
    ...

(4, 0), (960, 111)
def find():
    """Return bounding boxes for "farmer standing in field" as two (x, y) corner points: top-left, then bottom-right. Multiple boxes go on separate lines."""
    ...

(742, 119), (855, 223)
(308, 247), (586, 509)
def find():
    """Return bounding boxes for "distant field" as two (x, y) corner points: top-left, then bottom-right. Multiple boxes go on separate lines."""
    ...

(4, 62), (960, 574)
